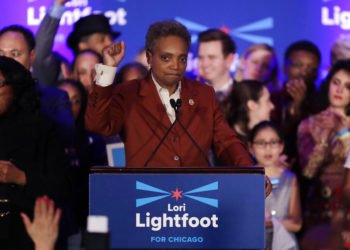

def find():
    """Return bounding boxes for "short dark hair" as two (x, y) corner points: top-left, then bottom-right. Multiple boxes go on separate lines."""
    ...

(284, 40), (321, 65)
(0, 25), (36, 51)
(198, 29), (236, 56)
(0, 56), (39, 112)
(145, 20), (191, 53)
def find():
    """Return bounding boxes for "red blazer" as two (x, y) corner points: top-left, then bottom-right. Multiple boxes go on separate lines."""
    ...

(85, 75), (253, 167)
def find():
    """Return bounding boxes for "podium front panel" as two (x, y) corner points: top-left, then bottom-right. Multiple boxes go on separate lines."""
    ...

(89, 168), (265, 249)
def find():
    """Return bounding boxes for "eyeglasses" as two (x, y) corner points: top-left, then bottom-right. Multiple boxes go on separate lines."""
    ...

(253, 140), (281, 148)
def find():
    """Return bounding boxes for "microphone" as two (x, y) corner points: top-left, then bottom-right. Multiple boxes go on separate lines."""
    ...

(143, 102), (180, 167)
(170, 98), (212, 167)
(170, 98), (182, 116)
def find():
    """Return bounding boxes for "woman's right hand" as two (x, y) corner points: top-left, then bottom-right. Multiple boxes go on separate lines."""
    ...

(102, 41), (126, 67)
(312, 109), (338, 142)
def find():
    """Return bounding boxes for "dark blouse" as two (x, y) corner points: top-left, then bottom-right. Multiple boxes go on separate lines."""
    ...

(0, 109), (72, 250)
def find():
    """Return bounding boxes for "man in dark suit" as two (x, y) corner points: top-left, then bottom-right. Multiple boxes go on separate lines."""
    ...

(85, 20), (253, 168)
(33, 0), (70, 87)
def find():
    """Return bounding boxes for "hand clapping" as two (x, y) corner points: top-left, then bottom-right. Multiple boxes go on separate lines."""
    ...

(312, 107), (350, 142)
(286, 78), (307, 116)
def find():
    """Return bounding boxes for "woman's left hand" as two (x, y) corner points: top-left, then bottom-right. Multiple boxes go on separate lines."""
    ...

(330, 108), (350, 132)
(0, 160), (26, 185)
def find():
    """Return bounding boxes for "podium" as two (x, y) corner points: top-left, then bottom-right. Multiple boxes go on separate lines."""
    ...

(89, 167), (265, 249)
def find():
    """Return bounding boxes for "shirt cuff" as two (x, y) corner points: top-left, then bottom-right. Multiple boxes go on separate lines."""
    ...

(49, 2), (65, 19)
(95, 63), (117, 87)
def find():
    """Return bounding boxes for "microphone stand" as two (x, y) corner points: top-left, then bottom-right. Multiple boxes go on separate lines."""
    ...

(170, 99), (212, 167)
(143, 106), (179, 167)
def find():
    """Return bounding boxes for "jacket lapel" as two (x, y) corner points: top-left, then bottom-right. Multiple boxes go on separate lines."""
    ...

(178, 78), (198, 132)
(139, 74), (172, 131)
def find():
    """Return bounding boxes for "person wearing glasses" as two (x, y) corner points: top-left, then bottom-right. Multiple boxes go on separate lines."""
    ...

(249, 121), (301, 250)
(298, 60), (350, 249)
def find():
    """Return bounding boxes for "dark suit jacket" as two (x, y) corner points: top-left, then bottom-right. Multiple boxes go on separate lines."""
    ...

(85, 76), (253, 167)
(37, 83), (75, 146)
(33, 14), (62, 86)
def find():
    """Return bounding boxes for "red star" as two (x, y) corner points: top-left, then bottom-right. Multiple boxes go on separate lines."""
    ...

(171, 188), (183, 201)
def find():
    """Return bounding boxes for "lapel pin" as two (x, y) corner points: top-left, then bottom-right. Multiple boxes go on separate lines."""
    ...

(189, 99), (194, 106)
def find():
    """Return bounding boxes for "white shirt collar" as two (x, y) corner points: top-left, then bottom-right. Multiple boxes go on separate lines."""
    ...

(212, 77), (234, 93)
(151, 73), (181, 124)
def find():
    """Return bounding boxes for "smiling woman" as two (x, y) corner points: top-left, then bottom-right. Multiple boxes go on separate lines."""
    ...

(0, 56), (71, 250)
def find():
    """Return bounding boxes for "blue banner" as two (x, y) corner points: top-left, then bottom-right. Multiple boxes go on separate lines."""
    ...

(2, 0), (350, 76)
(90, 172), (265, 249)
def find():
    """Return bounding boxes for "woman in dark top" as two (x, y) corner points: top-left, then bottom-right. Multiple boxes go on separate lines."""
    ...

(0, 56), (71, 250)
(223, 80), (275, 145)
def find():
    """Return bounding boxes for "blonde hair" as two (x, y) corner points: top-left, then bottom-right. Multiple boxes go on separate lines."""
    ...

(235, 44), (279, 90)
(331, 39), (350, 65)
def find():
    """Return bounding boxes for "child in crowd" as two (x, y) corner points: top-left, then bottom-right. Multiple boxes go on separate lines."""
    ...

(249, 121), (302, 250)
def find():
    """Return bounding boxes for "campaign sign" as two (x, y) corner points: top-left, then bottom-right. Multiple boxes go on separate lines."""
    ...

(89, 169), (265, 249)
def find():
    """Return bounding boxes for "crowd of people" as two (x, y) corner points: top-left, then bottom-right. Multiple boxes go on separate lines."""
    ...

(2, 0), (350, 249)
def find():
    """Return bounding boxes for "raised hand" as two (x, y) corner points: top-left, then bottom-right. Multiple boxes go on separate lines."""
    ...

(102, 41), (126, 67)
(21, 196), (61, 250)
